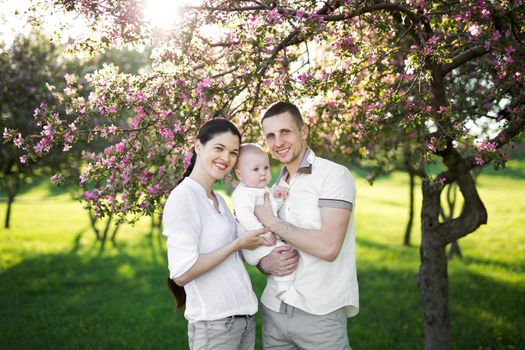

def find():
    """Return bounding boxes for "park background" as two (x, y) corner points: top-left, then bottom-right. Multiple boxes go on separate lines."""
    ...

(1, 0), (524, 349)
(1, 151), (524, 349)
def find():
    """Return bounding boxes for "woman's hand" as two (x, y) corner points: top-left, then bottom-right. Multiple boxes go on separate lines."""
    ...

(236, 227), (274, 250)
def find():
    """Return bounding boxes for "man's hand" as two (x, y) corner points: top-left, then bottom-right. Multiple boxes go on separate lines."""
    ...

(257, 245), (299, 277)
(255, 192), (277, 227)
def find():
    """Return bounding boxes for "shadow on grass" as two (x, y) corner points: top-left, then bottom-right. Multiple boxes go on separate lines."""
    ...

(448, 268), (525, 349)
(0, 234), (522, 350)
(0, 244), (186, 350)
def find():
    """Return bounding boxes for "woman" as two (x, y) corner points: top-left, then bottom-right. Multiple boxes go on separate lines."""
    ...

(163, 119), (271, 350)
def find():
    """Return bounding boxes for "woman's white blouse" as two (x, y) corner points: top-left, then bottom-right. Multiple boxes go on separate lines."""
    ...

(162, 177), (258, 321)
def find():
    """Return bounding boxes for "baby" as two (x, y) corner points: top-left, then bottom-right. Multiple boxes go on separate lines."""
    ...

(232, 143), (294, 298)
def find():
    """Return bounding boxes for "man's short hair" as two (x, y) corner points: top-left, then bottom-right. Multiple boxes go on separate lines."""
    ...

(261, 101), (304, 128)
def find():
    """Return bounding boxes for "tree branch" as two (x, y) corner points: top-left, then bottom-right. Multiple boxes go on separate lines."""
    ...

(440, 46), (488, 76)
(322, 3), (421, 24)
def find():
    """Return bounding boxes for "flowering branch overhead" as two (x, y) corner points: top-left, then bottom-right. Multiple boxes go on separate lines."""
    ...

(6, 0), (522, 223)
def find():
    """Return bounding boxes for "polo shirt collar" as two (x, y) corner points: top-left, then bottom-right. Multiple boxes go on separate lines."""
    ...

(276, 148), (314, 184)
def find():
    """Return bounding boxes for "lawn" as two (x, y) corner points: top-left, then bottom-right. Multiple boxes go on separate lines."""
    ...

(1, 157), (524, 349)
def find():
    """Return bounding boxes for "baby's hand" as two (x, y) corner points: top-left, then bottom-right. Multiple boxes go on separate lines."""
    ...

(273, 186), (288, 199)
(259, 231), (276, 245)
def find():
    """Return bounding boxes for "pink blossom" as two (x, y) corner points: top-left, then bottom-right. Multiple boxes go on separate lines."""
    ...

(173, 122), (183, 133)
(438, 177), (446, 186)
(504, 55), (514, 64)
(297, 72), (308, 84)
(50, 174), (61, 184)
(84, 191), (99, 201)
(426, 35), (439, 45)
(266, 9), (283, 23)
(116, 143), (125, 153)
(474, 156), (485, 165)
(19, 155), (27, 164)
(196, 77), (212, 96)
(14, 134), (23, 147)
(183, 152), (193, 170)
(468, 24), (481, 37)
(478, 141), (496, 152)
(325, 100), (337, 109)
(107, 124), (118, 134)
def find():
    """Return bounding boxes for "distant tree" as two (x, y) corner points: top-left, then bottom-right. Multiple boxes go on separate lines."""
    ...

(1, 29), (151, 231)
(0, 31), (73, 228)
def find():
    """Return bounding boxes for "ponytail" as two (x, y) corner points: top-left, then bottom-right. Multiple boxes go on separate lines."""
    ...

(167, 277), (186, 310)
(177, 150), (197, 185)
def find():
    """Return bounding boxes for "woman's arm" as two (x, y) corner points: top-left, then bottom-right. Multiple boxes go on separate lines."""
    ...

(174, 227), (270, 286)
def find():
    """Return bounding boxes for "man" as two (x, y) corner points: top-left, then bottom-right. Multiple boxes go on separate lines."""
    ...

(254, 101), (359, 349)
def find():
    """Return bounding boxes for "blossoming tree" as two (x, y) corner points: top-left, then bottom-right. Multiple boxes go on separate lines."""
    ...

(0, 31), (79, 229)
(4, 1), (524, 349)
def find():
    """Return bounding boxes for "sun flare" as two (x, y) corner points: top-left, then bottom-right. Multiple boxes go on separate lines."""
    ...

(143, 0), (202, 28)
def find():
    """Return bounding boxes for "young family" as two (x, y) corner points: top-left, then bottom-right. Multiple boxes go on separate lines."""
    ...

(162, 102), (359, 349)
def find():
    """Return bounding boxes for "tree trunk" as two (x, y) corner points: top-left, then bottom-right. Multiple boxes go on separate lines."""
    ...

(439, 183), (462, 260)
(419, 236), (450, 350)
(3, 174), (20, 229)
(87, 208), (101, 241)
(100, 214), (113, 245)
(419, 181), (451, 350)
(404, 170), (416, 246)
(447, 241), (462, 260)
(4, 194), (14, 229)
(110, 222), (121, 244)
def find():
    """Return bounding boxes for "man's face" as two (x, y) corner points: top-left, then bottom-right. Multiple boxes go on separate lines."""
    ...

(262, 111), (308, 168)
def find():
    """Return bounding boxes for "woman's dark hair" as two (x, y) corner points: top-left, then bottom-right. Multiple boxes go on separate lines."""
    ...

(168, 118), (241, 310)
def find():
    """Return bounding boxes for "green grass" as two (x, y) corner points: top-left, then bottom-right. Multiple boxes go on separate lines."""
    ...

(1, 157), (524, 349)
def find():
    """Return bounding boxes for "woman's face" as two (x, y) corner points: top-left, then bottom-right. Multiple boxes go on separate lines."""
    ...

(195, 131), (240, 181)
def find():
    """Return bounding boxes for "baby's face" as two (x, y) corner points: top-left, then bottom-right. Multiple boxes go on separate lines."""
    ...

(235, 152), (272, 188)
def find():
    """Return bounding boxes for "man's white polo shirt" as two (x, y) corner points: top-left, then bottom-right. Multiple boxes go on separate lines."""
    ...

(261, 149), (359, 317)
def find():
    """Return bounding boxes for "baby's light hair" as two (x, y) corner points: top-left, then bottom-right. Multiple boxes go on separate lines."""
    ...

(235, 143), (267, 169)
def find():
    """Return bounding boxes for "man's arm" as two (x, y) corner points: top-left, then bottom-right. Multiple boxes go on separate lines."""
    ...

(255, 193), (351, 262)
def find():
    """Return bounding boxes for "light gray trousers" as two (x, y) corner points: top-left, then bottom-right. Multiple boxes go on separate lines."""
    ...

(188, 315), (255, 350)
(262, 304), (351, 350)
